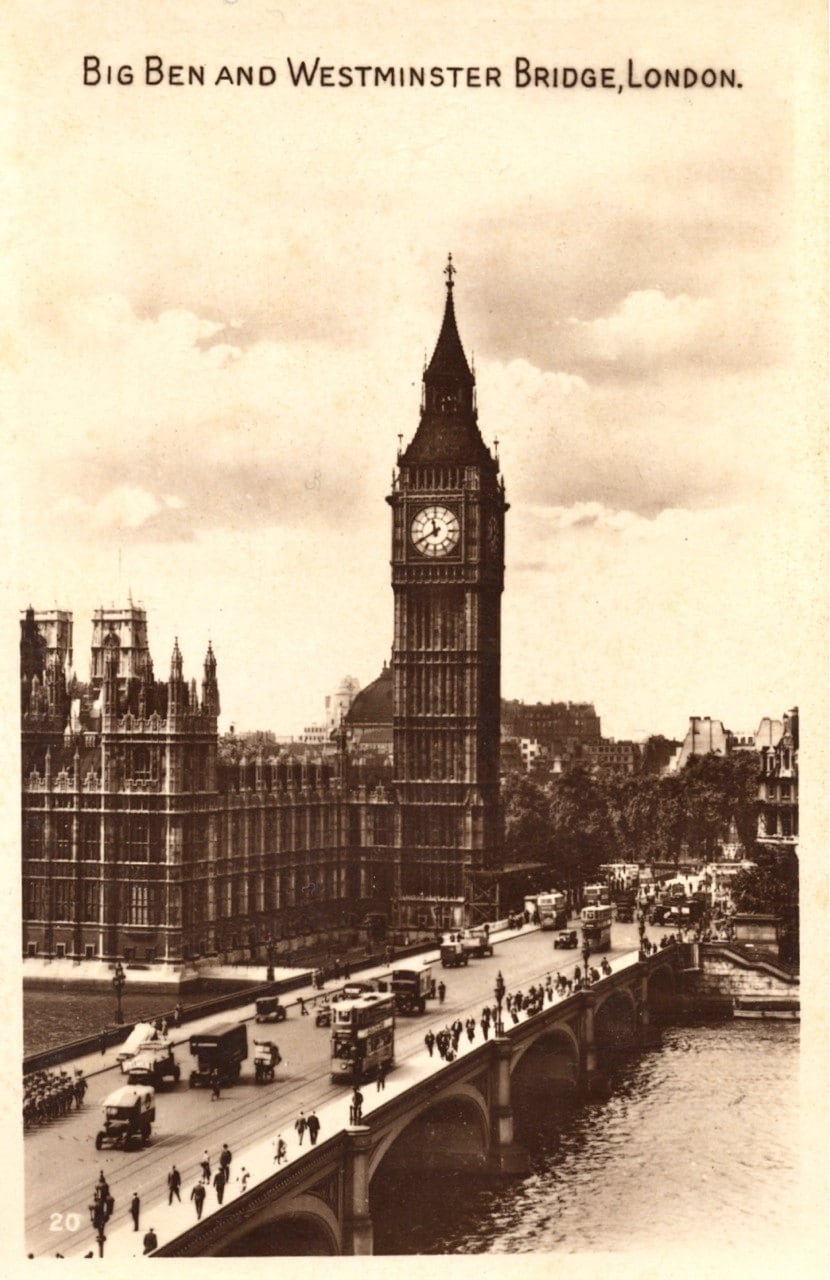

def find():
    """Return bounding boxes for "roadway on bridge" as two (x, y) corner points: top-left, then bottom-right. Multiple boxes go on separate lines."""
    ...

(26, 920), (647, 1258)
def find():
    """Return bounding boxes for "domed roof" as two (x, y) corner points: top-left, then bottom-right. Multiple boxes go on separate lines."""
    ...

(346, 663), (392, 727)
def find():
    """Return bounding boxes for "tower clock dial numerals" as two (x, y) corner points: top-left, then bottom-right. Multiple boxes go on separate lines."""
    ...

(410, 505), (460, 558)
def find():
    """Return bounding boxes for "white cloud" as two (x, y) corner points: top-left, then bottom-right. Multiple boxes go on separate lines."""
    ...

(567, 290), (715, 368)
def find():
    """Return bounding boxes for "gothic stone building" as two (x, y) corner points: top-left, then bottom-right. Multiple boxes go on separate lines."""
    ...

(21, 266), (510, 966)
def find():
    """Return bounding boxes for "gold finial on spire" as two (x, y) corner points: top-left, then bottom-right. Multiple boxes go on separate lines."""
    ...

(444, 252), (456, 291)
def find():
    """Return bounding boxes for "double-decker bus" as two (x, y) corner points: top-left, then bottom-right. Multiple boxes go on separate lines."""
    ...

(581, 903), (613, 952)
(537, 890), (568, 929)
(330, 992), (395, 1084)
(583, 882), (610, 907)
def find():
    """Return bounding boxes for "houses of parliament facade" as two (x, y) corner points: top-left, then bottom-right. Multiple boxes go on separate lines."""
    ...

(21, 264), (526, 969)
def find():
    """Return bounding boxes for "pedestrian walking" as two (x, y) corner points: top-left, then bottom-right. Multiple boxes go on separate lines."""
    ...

(200, 1150), (211, 1182)
(167, 1165), (181, 1204)
(129, 1192), (140, 1232)
(213, 1167), (226, 1205)
(142, 1228), (158, 1255)
(210, 1067), (221, 1101)
(481, 1016), (490, 1040)
(273, 1135), (287, 1164)
(295, 1110), (307, 1146)
(376, 1060), (388, 1091)
(99, 1029), (107, 1056)
(307, 1110), (321, 1145)
(190, 1181), (206, 1220)
(160, 1018), (168, 1037)
(299, 997), (308, 1016)
(424, 1029), (435, 1057)
(219, 1142), (232, 1178)
(173, 1002), (182, 1028)
(349, 1087), (364, 1125)
(437, 981), (446, 1004)
(237, 1167), (250, 1194)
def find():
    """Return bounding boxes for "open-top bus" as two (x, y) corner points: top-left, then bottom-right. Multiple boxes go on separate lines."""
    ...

(537, 890), (568, 929)
(581, 903), (613, 952)
(330, 992), (395, 1084)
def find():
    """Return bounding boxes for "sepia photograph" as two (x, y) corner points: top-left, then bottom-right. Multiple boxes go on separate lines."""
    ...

(3, 0), (826, 1270)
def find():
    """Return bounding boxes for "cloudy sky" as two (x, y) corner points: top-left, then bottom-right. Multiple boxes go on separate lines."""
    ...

(3, 0), (826, 741)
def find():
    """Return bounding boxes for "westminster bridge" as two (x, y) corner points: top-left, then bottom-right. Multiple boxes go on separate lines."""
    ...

(154, 945), (681, 1257)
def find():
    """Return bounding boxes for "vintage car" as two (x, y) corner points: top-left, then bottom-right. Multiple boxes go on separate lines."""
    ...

(95, 1084), (155, 1150)
(253, 1040), (281, 1083)
(553, 929), (579, 950)
(126, 1039), (180, 1089)
(255, 995), (287, 1023)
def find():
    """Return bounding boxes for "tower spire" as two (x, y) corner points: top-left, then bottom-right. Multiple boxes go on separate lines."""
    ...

(399, 254), (493, 467)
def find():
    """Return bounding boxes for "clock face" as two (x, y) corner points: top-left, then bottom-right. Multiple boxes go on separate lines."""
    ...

(410, 505), (460, 558)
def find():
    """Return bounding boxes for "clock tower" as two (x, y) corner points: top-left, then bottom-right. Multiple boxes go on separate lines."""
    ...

(387, 256), (507, 928)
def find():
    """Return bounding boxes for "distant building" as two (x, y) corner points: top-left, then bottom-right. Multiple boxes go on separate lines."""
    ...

(502, 699), (601, 757)
(674, 716), (732, 769)
(20, 607), (73, 676)
(668, 706), (799, 858)
(594, 737), (645, 773)
(344, 662), (393, 756)
(758, 707), (798, 848)
(325, 675), (361, 734)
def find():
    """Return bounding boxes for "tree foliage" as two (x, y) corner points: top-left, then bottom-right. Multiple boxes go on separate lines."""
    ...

(502, 748), (765, 886)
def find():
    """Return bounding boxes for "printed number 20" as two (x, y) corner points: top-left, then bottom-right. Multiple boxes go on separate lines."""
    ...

(50, 1212), (81, 1232)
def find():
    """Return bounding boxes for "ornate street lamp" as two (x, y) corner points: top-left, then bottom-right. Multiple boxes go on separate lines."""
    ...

(88, 1191), (110, 1258)
(112, 960), (126, 1025)
(494, 970), (506, 1035)
(581, 937), (591, 983)
(266, 934), (275, 984)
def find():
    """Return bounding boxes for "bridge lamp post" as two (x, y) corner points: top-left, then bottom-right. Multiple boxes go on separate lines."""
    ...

(494, 970), (506, 1035)
(581, 937), (591, 983)
(112, 960), (126, 1025)
(266, 933), (275, 984)
(88, 1196), (108, 1258)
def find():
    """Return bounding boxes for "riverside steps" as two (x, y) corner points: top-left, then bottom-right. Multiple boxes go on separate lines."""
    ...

(27, 937), (681, 1259)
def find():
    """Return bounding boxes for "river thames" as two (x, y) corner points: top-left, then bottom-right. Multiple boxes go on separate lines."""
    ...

(373, 1017), (800, 1255)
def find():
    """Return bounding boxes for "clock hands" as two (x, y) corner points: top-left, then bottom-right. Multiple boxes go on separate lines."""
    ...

(416, 523), (441, 547)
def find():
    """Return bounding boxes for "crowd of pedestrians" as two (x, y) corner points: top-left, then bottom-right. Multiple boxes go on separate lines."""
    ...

(638, 933), (679, 960)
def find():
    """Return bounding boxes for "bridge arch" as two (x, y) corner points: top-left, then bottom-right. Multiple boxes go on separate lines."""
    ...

(213, 1195), (341, 1257)
(369, 1083), (490, 1180)
(509, 1018), (581, 1090)
(646, 960), (677, 1016)
(510, 1025), (581, 1135)
(594, 987), (639, 1064)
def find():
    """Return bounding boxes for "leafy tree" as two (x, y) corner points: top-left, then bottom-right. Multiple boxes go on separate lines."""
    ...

(680, 752), (760, 863)
(641, 735), (680, 775)
(502, 772), (551, 867)
(731, 844), (799, 963)
(547, 766), (613, 896)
